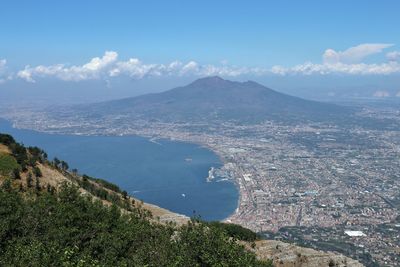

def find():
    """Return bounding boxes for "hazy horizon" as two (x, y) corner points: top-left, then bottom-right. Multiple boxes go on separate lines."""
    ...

(1, 0), (400, 107)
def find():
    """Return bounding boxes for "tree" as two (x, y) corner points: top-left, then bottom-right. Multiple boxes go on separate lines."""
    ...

(35, 177), (41, 192)
(33, 166), (42, 177)
(12, 168), (21, 180)
(60, 161), (69, 171)
(53, 157), (60, 168)
(0, 133), (15, 145)
(27, 173), (33, 188)
(122, 190), (128, 199)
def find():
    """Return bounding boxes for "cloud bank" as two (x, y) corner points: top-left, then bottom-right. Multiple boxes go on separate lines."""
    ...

(322, 43), (393, 64)
(270, 61), (400, 75)
(17, 52), (260, 82)
(387, 51), (400, 62)
(4, 43), (400, 83)
(17, 51), (118, 83)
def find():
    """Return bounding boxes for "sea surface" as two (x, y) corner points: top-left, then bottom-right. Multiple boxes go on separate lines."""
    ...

(0, 119), (238, 221)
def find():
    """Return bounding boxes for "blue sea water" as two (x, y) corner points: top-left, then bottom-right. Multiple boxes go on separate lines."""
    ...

(0, 119), (238, 221)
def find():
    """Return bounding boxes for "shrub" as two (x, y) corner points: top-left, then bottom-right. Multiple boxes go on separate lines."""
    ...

(0, 185), (272, 267)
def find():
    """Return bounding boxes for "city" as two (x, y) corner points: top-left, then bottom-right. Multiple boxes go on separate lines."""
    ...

(2, 104), (399, 266)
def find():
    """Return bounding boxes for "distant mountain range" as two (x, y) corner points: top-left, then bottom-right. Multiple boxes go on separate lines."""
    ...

(77, 76), (353, 124)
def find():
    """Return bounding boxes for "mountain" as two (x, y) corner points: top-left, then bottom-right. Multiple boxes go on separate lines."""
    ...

(79, 76), (353, 124)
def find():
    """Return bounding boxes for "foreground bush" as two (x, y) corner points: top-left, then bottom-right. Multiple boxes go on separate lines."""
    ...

(0, 184), (271, 267)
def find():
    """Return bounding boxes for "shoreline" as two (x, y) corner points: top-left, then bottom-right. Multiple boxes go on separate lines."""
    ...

(152, 136), (242, 222)
(199, 143), (241, 222)
(0, 118), (241, 222)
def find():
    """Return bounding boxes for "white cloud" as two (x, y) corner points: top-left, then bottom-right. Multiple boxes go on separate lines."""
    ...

(373, 90), (390, 98)
(387, 51), (400, 62)
(16, 67), (35, 82)
(322, 43), (393, 64)
(110, 58), (153, 78)
(180, 61), (199, 74)
(270, 65), (287, 75)
(271, 61), (400, 76)
(18, 51), (118, 82)
(109, 58), (254, 79)
(17, 52), (258, 83)
(110, 58), (190, 79)
(270, 44), (400, 75)
(396, 91), (400, 97)
(11, 44), (400, 83)
(83, 51), (117, 71)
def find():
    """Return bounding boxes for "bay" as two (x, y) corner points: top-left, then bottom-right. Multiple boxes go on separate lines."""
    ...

(0, 119), (238, 221)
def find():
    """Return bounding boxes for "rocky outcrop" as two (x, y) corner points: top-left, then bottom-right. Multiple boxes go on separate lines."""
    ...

(249, 240), (364, 267)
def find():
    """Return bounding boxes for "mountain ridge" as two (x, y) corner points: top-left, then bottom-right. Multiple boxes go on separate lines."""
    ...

(76, 76), (353, 124)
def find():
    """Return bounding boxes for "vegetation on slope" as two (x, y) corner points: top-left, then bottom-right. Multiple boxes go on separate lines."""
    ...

(0, 153), (19, 177)
(0, 184), (272, 266)
(0, 133), (272, 266)
(205, 221), (259, 242)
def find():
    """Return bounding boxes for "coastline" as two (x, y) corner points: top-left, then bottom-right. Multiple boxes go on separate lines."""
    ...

(0, 118), (240, 222)
(154, 137), (242, 222)
(201, 144), (241, 222)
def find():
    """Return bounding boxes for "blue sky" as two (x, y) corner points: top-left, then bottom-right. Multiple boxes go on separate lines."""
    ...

(1, 0), (400, 103)
(1, 0), (399, 66)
